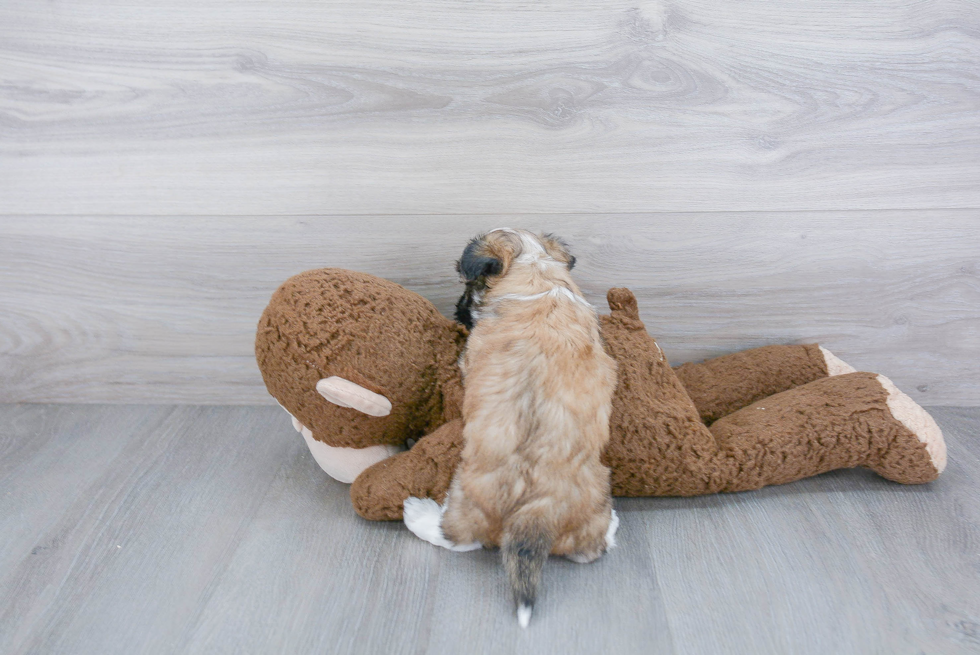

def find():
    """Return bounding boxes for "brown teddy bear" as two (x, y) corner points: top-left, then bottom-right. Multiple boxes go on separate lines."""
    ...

(255, 268), (947, 521)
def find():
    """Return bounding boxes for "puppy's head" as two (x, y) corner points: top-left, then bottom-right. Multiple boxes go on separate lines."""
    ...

(454, 229), (576, 328)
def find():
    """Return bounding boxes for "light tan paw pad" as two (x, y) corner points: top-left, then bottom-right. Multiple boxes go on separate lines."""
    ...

(877, 374), (947, 474)
(819, 346), (857, 376)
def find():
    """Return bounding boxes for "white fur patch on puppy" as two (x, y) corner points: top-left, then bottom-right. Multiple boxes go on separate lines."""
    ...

(517, 604), (532, 628)
(605, 508), (620, 550)
(403, 497), (482, 552)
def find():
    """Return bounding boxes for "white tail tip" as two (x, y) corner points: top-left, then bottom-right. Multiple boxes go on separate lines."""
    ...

(517, 604), (532, 628)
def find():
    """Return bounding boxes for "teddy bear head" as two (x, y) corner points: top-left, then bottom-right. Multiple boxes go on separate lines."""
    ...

(255, 269), (467, 452)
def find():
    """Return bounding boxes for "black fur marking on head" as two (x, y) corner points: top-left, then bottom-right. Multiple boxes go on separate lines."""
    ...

(456, 236), (503, 282)
(567, 255), (576, 271)
(454, 286), (476, 329)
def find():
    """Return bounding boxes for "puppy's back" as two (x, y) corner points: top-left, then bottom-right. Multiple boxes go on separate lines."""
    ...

(445, 229), (618, 626)
(461, 277), (617, 529)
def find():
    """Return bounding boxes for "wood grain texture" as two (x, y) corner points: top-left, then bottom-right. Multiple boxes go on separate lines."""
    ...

(637, 407), (980, 654)
(1, 0), (979, 215)
(2, 213), (978, 405)
(0, 403), (978, 654)
(0, 405), (291, 654)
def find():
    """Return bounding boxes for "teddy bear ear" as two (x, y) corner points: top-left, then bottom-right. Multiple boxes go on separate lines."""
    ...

(316, 376), (393, 417)
(607, 288), (639, 319)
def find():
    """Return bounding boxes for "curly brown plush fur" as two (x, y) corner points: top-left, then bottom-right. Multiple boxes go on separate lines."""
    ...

(255, 269), (946, 521)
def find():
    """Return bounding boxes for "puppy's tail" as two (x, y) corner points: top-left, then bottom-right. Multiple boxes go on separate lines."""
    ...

(502, 512), (553, 629)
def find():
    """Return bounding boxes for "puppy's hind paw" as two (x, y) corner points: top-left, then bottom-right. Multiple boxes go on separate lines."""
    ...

(566, 509), (620, 564)
(403, 497), (481, 552)
(566, 551), (600, 564)
(403, 497), (447, 546)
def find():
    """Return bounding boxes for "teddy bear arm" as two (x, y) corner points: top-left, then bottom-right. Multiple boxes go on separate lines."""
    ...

(706, 371), (945, 491)
(350, 419), (464, 521)
(673, 344), (838, 425)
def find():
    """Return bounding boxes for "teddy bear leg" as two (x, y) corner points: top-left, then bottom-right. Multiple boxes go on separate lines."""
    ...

(707, 372), (946, 491)
(350, 419), (464, 521)
(674, 344), (854, 425)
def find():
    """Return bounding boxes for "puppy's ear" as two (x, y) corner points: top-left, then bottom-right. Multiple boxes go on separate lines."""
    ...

(541, 233), (576, 270)
(456, 236), (503, 282)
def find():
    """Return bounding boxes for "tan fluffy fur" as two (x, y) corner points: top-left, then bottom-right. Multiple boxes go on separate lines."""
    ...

(442, 229), (618, 564)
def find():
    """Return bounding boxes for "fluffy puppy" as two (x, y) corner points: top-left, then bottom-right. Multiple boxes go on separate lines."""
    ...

(405, 228), (619, 628)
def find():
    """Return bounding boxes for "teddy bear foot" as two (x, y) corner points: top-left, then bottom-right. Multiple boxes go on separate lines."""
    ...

(403, 497), (482, 552)
(875, 374), (947, 478)
(819, 346), (857, 376)
(300, 428), (403, 484)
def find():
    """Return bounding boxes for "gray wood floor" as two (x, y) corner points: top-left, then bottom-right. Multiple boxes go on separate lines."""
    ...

(2, 404), (978, 654)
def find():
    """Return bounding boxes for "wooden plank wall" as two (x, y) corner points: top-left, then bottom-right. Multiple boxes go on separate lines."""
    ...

(1, 0), (978, 405)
